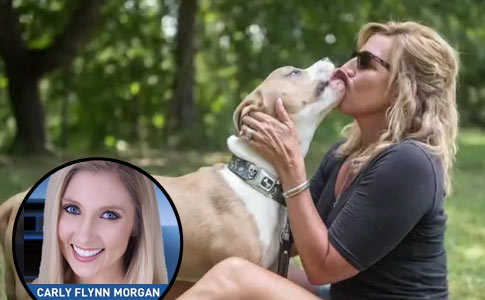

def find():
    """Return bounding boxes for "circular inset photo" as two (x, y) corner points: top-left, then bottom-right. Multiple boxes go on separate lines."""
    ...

(12, 158), (182, 299)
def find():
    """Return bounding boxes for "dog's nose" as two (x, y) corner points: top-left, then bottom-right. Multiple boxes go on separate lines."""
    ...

(318, 58), (335, 71)
(317, 59), (335, 78)
(306, 58), (335, 82)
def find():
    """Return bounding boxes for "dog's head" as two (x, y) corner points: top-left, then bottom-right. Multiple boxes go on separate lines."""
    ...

(233, 58), (345, 134)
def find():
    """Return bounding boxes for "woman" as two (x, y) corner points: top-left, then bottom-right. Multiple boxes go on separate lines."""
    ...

(178, 21), (459, 299)
(34, 160), (168, 284)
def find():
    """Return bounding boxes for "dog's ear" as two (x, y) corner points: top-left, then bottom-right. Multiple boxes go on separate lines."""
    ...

(233, 89), (268, 135)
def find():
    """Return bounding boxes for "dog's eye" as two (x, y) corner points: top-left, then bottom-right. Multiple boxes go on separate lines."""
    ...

(288, 69), (301, 76)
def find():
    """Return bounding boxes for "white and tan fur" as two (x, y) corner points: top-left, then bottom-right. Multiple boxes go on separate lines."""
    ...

(0, 192), (31, 299)
(155, 58), (345, 281)
(0, 59), (344, 299)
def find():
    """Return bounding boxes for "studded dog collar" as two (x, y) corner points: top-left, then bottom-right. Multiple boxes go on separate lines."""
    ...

(228, 155), (286, 207)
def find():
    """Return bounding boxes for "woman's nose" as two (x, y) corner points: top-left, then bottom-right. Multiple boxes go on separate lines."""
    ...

(341, 61), (356, 78)
(77, 217), (95, 243)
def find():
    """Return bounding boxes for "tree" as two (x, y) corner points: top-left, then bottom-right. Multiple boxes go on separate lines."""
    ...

(0, 0), (105, 153)
(0, 0), (483, 153)
(166, 0), (199, 144)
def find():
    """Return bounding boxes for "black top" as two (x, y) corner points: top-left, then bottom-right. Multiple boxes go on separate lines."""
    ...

(310, 140), (448, 300)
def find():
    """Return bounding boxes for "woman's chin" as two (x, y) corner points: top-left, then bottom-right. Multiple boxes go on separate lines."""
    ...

(71, 266), (100, 282)
(67, 259), (102, 282)
(337, 99), (353, 116)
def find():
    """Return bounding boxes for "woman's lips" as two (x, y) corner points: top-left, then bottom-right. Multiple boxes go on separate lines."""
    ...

(331, 69), (349, 87)
(329, 79), (345, 91)
(71, 244), (104, 263)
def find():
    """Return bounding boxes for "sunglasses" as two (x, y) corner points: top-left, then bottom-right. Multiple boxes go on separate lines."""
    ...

(352, 50), (390, 70)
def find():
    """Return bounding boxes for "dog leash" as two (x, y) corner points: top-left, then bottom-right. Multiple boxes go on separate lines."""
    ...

(277, 218), (293, 277)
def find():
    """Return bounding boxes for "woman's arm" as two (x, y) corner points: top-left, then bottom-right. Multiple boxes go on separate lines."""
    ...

(241, 98), (358, 285)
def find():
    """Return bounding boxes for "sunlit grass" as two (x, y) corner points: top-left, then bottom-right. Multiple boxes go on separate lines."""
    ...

(1, 128), (484, 299)
(445, 129), (485, 299)
(458, 128), (485, 146)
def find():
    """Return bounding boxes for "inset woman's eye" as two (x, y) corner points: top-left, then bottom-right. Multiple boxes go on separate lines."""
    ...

(64, 205), (80, 215)
(102, 211), (120, 220)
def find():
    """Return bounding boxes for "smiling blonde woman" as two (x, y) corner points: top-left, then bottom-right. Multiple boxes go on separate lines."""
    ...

(35, 160), (168, 284)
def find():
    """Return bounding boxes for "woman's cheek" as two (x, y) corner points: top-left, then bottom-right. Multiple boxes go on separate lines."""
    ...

(93, 221), (130, 249)
(57, 214), (76, 248)
(110, 221), (133, 246)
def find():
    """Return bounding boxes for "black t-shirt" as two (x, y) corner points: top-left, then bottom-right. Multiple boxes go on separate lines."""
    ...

(310, 140), (448, 300)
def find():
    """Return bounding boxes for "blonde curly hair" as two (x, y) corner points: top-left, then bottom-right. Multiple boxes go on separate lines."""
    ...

(337, 21), (459, 194)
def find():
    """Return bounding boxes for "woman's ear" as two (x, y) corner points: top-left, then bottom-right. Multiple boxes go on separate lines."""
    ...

(387, 81), (400, 104)
(131, 222), (139, 237)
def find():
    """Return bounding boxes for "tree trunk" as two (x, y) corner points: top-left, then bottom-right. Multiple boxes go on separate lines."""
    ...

(6, 65), (45, 153)
(167, 0), (199, 137)
(0, 0), (105, 154)
(60, 66), (72, 150)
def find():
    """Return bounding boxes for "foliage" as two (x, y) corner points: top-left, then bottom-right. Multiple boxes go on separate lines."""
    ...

(0, 0), (484, 153)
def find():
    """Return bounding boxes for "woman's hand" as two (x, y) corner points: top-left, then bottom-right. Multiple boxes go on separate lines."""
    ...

(240, 98), (306, 184)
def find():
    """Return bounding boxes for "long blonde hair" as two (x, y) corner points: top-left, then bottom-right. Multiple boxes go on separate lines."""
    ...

(337, 21), (459, 194)
(37, 160), (168, 284)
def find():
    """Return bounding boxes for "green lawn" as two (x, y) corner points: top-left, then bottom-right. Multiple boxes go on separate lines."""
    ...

(1, 128), (484, 298)
(446, 129), (485, 299)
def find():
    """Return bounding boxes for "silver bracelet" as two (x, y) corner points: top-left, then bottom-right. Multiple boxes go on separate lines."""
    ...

(282, 180), (311, 199)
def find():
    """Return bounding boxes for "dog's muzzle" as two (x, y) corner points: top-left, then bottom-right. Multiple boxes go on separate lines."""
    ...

(315, 80), (330, 96)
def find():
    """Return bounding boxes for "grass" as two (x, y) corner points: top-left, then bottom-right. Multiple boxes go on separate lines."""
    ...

(445, 129), (485, 299)
(1, 128), (484, 299)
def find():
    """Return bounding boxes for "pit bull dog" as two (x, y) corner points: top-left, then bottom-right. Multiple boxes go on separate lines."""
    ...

(154, 58), (345, 281)
(0, 192), (30, 300)
(0, 58), (345, 299)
